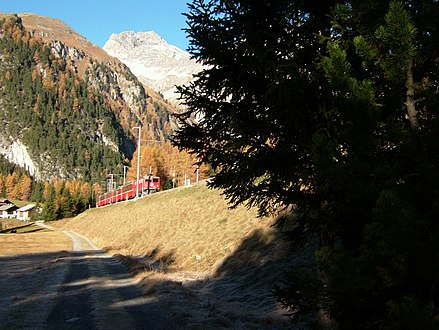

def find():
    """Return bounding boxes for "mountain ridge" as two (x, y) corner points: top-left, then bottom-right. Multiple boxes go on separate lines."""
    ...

(103, 30), (204, 104)
(7, 12), (116, 64)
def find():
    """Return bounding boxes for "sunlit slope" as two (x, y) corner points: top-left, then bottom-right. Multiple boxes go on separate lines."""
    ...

(54, 183), (289, 274)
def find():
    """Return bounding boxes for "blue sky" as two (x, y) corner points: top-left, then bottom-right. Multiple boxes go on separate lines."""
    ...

(1, 0), (191, 50)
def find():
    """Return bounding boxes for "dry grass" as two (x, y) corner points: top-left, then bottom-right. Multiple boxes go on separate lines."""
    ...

(1, 218), (26, 231)
(53, 183), (315, 328)
(0, 230), (72, 329)
(53, 184), (280, 274)
(0, 230), (72, 256)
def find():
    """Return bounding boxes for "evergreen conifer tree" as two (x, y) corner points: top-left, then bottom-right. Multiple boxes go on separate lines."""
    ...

(41, 184), (58, 221)
(176, 0), (439, 327)
(60, 187), (73, 218)
(29, 181), (44, 203)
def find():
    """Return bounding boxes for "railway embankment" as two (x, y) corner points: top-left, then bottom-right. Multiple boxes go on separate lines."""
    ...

(51, 183), (315, 328)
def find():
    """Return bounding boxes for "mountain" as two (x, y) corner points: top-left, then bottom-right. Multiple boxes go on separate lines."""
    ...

(103, 31), (204, 104)
(0, 13), (176, 182)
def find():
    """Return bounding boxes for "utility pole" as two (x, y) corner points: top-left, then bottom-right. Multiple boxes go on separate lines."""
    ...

(132, 125), (141, 200)
(196, 157), (199, 183)
(123, 165), (129, 185)
(108, 174), (115, 191)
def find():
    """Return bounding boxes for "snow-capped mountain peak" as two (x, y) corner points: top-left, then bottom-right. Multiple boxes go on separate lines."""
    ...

(103, 31), (203, 104)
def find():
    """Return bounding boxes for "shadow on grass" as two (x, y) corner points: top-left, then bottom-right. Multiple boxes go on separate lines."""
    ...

(0, 230), (315, 329)
(0, 222), (46, 234)
(0, 249), (177, 330)
(126, 229), (317, 329)
(115, 247), (177, 274)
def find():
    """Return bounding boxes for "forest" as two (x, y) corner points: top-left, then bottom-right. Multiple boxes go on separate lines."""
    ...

(0, 15), (207, 219)
(0, 16), (130, 181)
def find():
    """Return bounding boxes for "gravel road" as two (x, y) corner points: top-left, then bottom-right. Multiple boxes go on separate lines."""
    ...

(0, 222), (177, 330)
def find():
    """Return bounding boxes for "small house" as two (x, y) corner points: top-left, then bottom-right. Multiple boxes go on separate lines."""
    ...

(0, 203), (18, 219)
(16, 204), (36, 221)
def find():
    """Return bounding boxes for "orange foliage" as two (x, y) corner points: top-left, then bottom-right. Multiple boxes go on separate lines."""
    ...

(80, 182), (91, 200)
(5, 172), (19, 199)
(32, 67), (40, 82)
(0, 175), (5, 195)
(19, 176), (32, 200)
(126, 141), (208, 188)
(57, 72), (67, 97)
(28, 35), (39, 48)
(93, 183), (103, 200)
(42, 65), (55, 91)
(43, 182), (51, 200)
(73, 98), (79, 113)
(33, 51), (40, 64)
(2, 17), (13, 31)
(11, 26), (23, 43)
(53, 179), (64, 196)
(21, 33), (30, 44)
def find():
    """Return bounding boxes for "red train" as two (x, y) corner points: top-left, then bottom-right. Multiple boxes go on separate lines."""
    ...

(96, 176), (161, 207)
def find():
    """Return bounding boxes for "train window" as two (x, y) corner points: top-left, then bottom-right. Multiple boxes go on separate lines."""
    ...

(153, 178), (159, 182)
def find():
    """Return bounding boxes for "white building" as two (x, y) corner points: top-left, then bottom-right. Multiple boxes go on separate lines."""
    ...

(16, 204), (36, 221)
(0, 204), (18, 219)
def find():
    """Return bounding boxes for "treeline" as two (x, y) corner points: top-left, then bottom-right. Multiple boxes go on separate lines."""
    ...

(0, 16), (130, 181)
(0, 154), (33, 200)
(38, 179), (97, 221)
(0, 155), (98, 220)
(0, 172), (33, 201)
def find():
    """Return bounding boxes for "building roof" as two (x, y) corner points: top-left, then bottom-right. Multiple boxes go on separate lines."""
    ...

(17, 204), (36, 212)
(0, 204), (17, 211)
(0, 199), (12, 206)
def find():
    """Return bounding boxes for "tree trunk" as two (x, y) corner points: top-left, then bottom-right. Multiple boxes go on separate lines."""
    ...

(406, 57), (420, 130)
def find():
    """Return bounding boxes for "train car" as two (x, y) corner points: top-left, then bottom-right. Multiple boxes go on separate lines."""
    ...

(141, 176), (161, 192)
(96, 176), (161, 207)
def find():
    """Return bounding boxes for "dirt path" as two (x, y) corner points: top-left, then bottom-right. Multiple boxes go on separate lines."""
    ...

(0, 222), (177, 330)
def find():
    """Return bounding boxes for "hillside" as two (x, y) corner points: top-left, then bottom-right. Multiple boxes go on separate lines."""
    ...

(0, 13), (177, 182)
(8, 13), (115, 67)
(53, 183), (315, 328)
(11, 13), (180, 138)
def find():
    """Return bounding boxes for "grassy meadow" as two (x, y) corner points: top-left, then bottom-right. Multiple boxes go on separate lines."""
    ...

(51, 183), (315, 328)
(53, 183), (285, 273)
